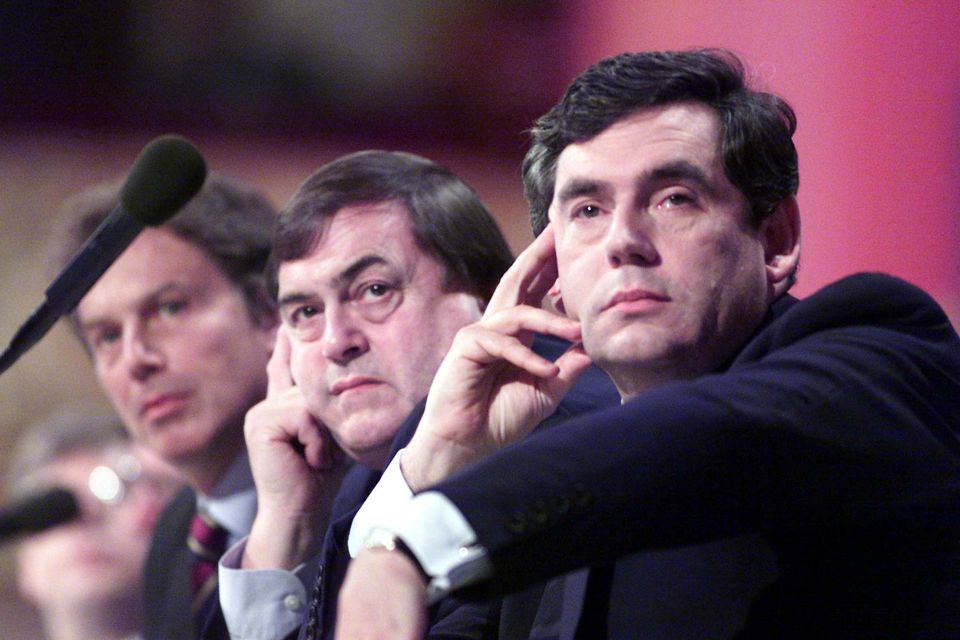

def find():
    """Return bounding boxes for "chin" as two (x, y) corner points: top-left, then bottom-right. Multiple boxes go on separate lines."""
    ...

(149, 431), (209, 464)
(337, 411), (406, 463)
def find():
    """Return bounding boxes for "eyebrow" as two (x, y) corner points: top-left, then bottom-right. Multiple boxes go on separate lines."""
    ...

(79, 282), (185, 331)
(554, 178), (613, 207)
(278, 254), (390, 307)
(644, 160), (714, 194)
(554, 159), (716, 207)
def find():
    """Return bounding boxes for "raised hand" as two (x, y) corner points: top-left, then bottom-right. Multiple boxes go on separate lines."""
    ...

(243, 326), (346, 569)
(402, 225), (593, 491)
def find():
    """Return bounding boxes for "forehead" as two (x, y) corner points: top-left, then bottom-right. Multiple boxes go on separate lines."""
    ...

(35, 448), (112, 485)
(553, 103), (723, 190)
(278, 201), (440, 291)
(76, 228), (229, 320)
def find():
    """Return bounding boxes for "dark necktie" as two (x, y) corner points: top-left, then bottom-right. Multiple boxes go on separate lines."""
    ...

(187, 510), (229, 626)
(303, 567), (325, 640)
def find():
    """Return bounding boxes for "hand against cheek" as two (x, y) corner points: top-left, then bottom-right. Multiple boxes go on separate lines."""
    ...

(243, 327), (347, 570)
(404, 225), (593, 490)
(335, 549), (428, 640)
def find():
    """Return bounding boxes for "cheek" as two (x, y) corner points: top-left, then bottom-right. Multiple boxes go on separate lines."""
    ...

(96, 364), (127, 402)
(288, 345), (307, 389)
(196, 319), (271, 379)
(287, 343), (329, 411)
(554, 247), (584, 318)
(377, 319), (443, 398)
(682, 235), (765, 322)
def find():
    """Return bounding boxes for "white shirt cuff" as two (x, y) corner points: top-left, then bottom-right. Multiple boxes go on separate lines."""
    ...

(347, 447), (414, 556)
(348, 449), (492, 603)
(219, 538), (314, 640)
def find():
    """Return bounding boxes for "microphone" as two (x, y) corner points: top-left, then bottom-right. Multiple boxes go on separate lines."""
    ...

(0, 487), (80, 542)
(0, 135), (207, 376)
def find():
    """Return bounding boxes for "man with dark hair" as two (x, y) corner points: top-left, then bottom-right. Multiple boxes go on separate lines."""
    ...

(56, 173), (280, 639)
(217, 150), (617, 639)
(338, 50), (960, 638)
(6, 411), (182, 640)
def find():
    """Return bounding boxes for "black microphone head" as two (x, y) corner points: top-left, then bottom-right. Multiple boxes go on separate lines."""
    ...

(119, 135), (207, 226)
(0, 487), (80, 539)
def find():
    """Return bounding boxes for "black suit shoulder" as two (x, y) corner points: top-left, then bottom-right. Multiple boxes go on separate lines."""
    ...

(437, 274), (960, 635)
(143, 485), (198, 640)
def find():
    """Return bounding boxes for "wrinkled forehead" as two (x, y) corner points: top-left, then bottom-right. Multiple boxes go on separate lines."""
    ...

(278, 202), (442, 294)
(549, 104), (724, 214)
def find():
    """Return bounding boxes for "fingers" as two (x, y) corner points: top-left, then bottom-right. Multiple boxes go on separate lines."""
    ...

(482, 303), (581, 345)
(545, 342), (593, 399)
(246, 387), (333, 469)
(300, 422), (342, 472)
(266, 326), (295, 395)
(462, 329), (559, 379)
(455, 306), (581, 380)
(487, 224), (559, 315)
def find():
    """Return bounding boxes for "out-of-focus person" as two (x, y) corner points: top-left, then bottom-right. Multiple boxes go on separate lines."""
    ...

(53, 174), (280, 638)
(5, 411), (183, 640)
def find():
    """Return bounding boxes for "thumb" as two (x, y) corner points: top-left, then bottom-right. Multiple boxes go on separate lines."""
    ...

(543, 343), (593, 404)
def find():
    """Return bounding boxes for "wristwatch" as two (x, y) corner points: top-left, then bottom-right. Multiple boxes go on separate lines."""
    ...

(361, 524), (493, 605)
(362, 527), (429, 580)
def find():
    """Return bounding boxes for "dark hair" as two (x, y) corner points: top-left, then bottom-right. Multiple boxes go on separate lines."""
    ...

(523, 49), (798, 235)
(54, 173), (279, 330)
(267, 150), (513, 303)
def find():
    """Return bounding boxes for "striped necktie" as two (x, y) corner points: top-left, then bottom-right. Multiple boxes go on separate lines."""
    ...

(187, 510), (228, 623)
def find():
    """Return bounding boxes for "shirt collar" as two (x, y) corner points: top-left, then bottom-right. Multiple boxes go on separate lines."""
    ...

(195, 453), (257, 542)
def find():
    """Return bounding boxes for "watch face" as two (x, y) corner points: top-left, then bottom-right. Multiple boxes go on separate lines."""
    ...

(362, 527), (402, 553)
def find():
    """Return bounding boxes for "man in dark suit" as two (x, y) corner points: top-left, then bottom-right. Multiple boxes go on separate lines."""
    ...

(55, 174), (280, 639)
(217, 151), (618, 639)
(337, 49), (960, 638)
(292, 331), (618, 640)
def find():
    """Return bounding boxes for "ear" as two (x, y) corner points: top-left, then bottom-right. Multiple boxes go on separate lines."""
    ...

(760, 197), (801, 297)
(548, 278), (566, 316)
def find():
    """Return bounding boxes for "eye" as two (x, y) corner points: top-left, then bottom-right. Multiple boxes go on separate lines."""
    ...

(289, 304), (320, 326)
(90, 326), (121, 348)
(658, 192), (695, 209)
(158, 299), (185, 316)
(84, 325), (122, 363)
(574, 204), (602, 219)
(353, 280), (402, 322)
(360, 283), (391, 300)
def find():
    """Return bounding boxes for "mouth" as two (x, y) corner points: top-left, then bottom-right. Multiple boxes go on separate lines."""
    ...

(139, 391), (191, 422)
(330, 376), (383, 396)
(602, 288), (670, 313)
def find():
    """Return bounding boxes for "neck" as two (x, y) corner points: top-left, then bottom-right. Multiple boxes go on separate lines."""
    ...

(182, 442), (245, 496)
(609, 366), (696, 402)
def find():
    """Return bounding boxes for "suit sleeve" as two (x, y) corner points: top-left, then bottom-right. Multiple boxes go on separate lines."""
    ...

(433, 274), (960, 593)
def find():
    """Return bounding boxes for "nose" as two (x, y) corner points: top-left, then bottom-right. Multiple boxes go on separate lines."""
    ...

(120, 322), (165, 382)
(320, 305), (369, 364)
(604, 208), (659, 268)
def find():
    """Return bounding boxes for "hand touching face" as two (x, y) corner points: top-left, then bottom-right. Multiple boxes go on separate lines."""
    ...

(277, 202), (483, 469)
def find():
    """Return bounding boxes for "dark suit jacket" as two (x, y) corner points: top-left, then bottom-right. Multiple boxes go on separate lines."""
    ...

(300, 334), (621, 640)
(144, 485), (199, 640)
(144, 487), (233, 640)
(433, 274), (960, 638)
